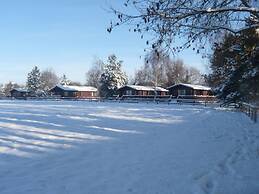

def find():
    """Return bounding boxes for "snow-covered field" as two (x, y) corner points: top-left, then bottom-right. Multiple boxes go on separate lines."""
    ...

(0, 100), (258, 194)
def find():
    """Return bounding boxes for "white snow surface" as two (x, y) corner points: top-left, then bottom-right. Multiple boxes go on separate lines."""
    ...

(54, 84), (98, 92)
(0, 100), (258, 194)
(168, 83), (212, 91)
(11, 88), (30, 93)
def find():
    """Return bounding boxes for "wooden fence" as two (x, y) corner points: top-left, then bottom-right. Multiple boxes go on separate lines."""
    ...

(239, 102), (259, 123)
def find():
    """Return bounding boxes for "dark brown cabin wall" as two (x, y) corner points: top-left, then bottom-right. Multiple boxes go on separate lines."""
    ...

(168, 85), (214, 98)
(168, 85), (194, 96)
(10, 90), (30, 98)
(117, 86), (137, 96)
(117, 89), (123, 96)
(160, 91), (166, 96)
(169, 89), (178, 97)
(117, 86), (168, 97)
(75, 91), (96, 98)
(187, 89), (194, 95)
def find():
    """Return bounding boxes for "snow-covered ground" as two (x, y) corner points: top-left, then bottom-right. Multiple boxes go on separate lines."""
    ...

(0, 100), (258, 194)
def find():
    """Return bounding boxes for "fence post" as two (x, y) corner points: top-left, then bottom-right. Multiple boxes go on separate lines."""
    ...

(239, 102), (258, 123)
(252, 109), (254, 122)
(255, 110), (257, 123)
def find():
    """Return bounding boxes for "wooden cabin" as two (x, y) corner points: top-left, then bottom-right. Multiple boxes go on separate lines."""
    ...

(49, 85), (98, 98)
(10, 88), (31, 98)
(167, 83), (214, 99)
(117, 85), (168, 97)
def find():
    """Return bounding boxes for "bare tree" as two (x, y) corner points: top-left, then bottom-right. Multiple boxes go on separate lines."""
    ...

(133, 52), (204, 87)
(0, 84), (4, 97)
(108, 0), (259, 52)
(69, 81), (82, 86)
(187, 67), (205, 85)
(40, 69), (59, 92)
(3, 82), (20, 97)
(133, 66), (151, 85)
(86, 58), (104, 88)
(133, 49), (169, 86)
(165, 59), (188, 86)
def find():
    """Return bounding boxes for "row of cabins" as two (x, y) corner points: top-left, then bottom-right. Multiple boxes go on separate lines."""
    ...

(10, 83), (214, 100)
(117, 83), (214, 100)
(10, 85), (98, 99)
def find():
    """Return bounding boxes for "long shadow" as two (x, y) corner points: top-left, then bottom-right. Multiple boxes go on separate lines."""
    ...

(0, 100), (201, 161)
(0, 139), (51, 156)
(0, 128), (73, 157)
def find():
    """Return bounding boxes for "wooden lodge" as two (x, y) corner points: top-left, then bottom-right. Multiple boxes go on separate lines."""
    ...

(10, 88), (31, 98)
(49, 85), (98, 98)
(167, 83), (214, 100)
(117, 85), (168, 99)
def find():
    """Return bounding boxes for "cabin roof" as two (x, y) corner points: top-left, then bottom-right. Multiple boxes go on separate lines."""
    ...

(53, 85), (98, 92)
(167, 83), (211, 91)
(11, 88), (30, 93)
(118, 85), (168, 92)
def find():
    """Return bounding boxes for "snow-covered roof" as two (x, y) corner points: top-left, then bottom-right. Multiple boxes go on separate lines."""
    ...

(11, 88), (30, 93)
(119, 85), (168, 92)
(54, 85), (97, 92)
(168, 83), (211, 91)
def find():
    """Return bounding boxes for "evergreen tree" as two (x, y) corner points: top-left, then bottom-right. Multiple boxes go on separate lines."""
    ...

(99, 55), (128, 97)
(27, 66), (41, 94)
(208, 29), (259, 104)
(60, 74), (71, 85)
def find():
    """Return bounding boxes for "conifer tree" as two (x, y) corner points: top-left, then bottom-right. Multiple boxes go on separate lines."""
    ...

(60, 74), (71, 86)
(208, 29), (259, 104)
(99, 55), (128, 97)
(27, 66), (41, 94)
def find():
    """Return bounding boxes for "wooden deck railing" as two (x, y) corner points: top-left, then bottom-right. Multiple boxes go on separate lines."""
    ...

(239, 102), (259, 123)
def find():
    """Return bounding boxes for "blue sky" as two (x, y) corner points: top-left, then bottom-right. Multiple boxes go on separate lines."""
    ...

(0, 0), (208, 84)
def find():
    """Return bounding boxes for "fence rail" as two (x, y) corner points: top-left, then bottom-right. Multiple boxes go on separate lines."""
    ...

(239, 102), (259, 123)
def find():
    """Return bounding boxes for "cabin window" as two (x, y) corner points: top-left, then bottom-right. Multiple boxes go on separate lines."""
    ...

(64, 92), (69, 97)
(195, 90), (203, 95)
(179, 90), (186, 95)
(126, 90), (132, 95)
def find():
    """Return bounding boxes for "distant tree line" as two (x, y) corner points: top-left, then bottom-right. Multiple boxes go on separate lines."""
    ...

(0, 67), (65, 97)
(0, 52), (204, 98)
(86, 51), (205, 97)
(131, 50), (205, 88)
(0, 55), (129, 98)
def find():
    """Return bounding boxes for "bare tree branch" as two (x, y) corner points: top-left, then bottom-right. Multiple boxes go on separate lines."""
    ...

(108, 0), (259, 52)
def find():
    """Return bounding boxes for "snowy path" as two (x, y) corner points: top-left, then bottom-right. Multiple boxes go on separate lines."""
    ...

(0, 100), (258, 194)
